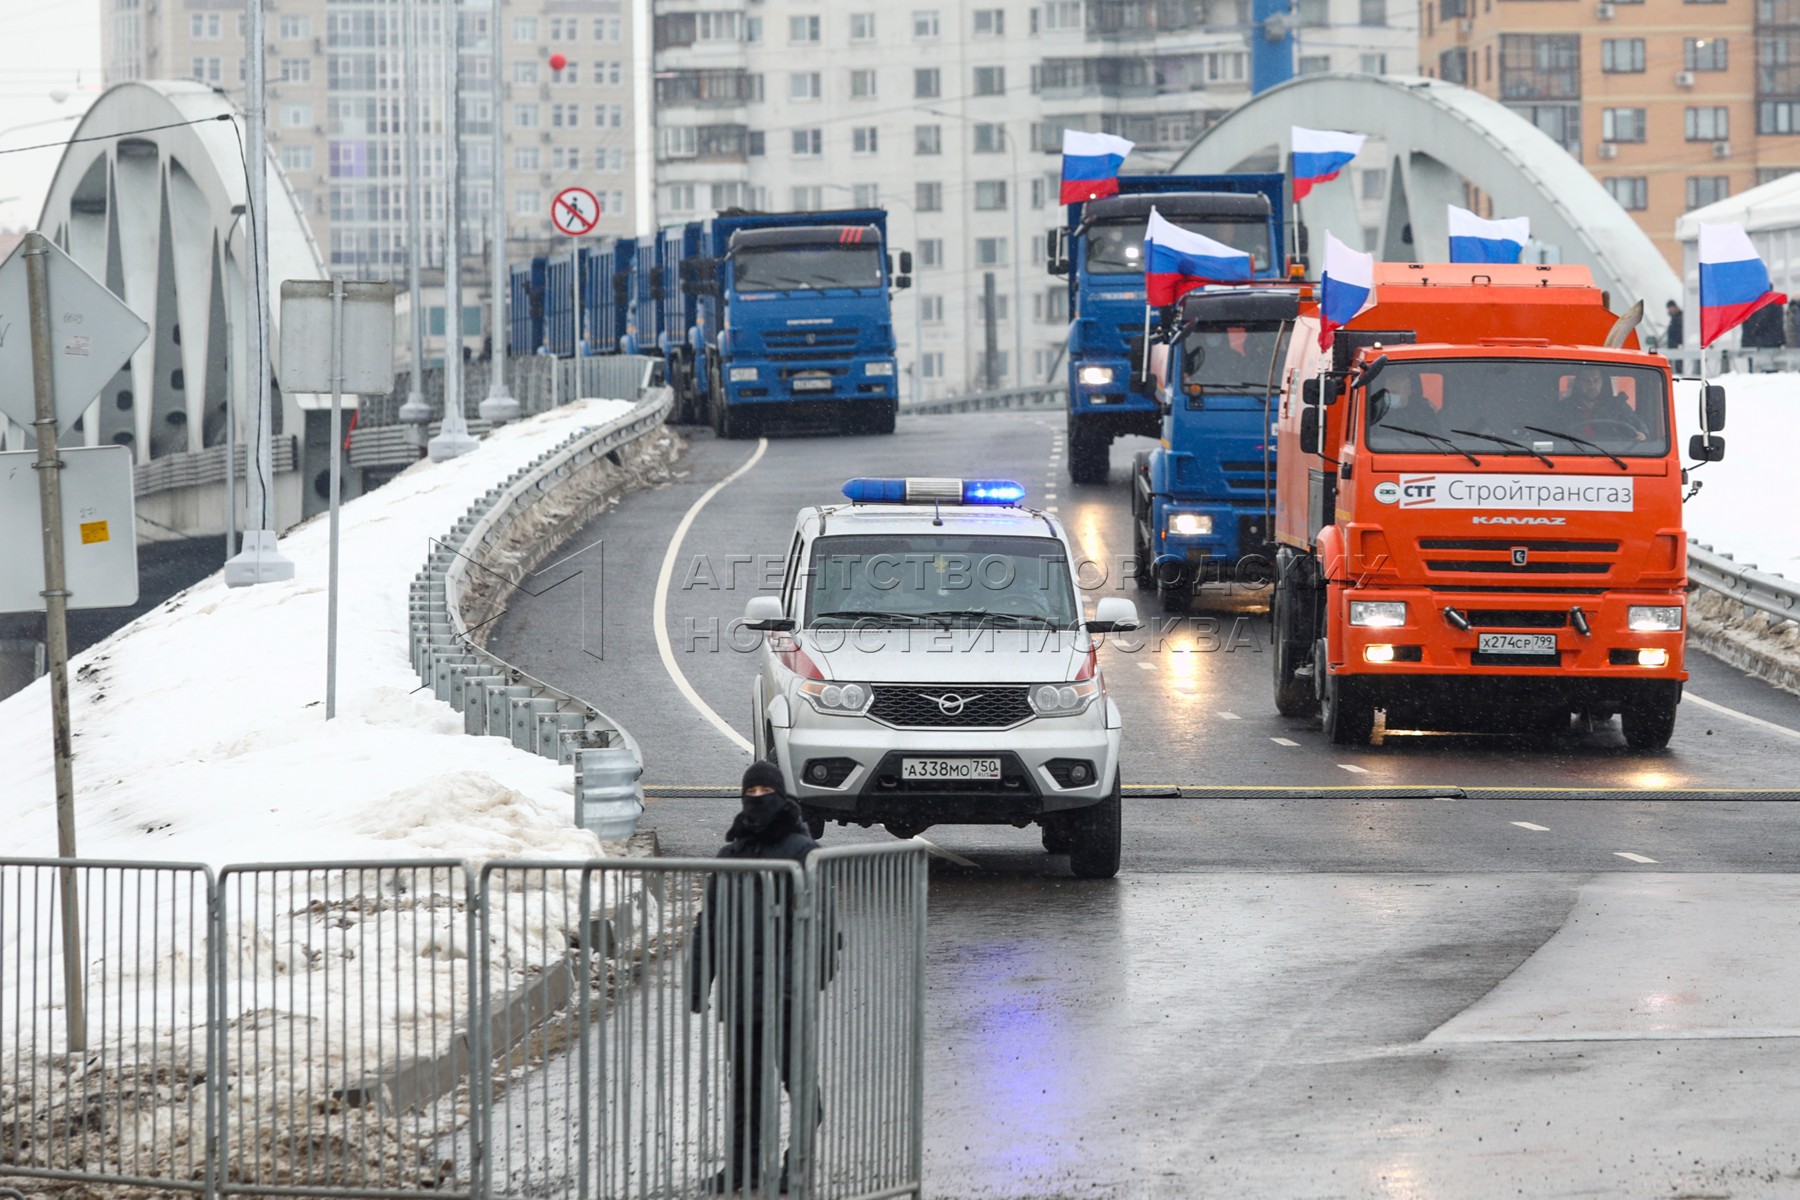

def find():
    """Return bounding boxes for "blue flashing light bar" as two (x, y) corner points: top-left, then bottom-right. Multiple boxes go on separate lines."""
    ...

(841, 477), (1027, 506)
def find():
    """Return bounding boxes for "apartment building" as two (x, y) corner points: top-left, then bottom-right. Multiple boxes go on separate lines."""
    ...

(1418, 0), (1800, 271)
(654, 0), (1415, 399)
(101, 0), (645, 284)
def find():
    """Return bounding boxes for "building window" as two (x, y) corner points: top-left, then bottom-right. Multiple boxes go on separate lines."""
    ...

(915, 68), (941, 98)
(514, 189), (541, 216)
(973, 123), (1006, 153)
(595, 18), (622, 41)
(920, 352), (945, 379)
(1602, 108), (1647, 142)
(792, 185), (824, 211)
(851, 69), (877, 98)
(282, 103), (312, 127)
(1362, 53), (1388, 74)
(1045, 1), (1083, 28)
(973, 8), (1005, 35)
(917, 181), (943, 211)
(1603, 177), (1648, 210)
(975, 180), (1008, 210)
(850, 13), (877, 40)
(551, 62), (579, 85)
(1761, 101), (1800, 134)
(1438, 49), (1469, 85)
(791, 72), (822, 100)
(853, 183), (881, 206)
(667, 184), (696, 212)
(661, 126), (698, 158)
(514, 104), (540, 129)
(789, 15), (821, 43)
(973, 66), (1005, 96)
(1500, 34), (1580, 100)
(512, 16), (538, 42)
(1757, 167), (1797, 185)
(1685, 38), (1728, 71)
(1299, 54), (1330, 74)
(279, 14), (311, 39)
(1687, 176), (1731, 207)
(190, 57), (221, 83)
(190, 12), (221, 38)
(1360, 0), (1387, 24)
(1601, 39), (1645, 73)
(915, 125), (942, 154)
(551, 103), (581, 128)
(594, 104), (623, 127)
(914, 10), (940, 38)
(513, 62), (540, 85)
(514, 145), (540, 170)
(1361, 169), (1386, 199)
(1686, 106), (1729, 140)
(1038, 288), (1068, 322)
(280, 144), (313, 172)
(1510, 103), (1581, 156)
(920, 295), (945, 323)
(792, 128), (823, 156)
(918, 238), (944, 268)
(278, 58), (311, 83)
(852, 126), (879, 154)
(974, 237), (1008, 266)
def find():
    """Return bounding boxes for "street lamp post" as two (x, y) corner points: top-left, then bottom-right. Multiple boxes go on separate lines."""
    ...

(429, 0), (477, 461)
(478, 9), (519, 425)
(396, 0), (433, 442)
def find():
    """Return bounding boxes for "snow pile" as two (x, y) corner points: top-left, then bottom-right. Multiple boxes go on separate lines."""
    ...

(1677, 371), (1800, 578)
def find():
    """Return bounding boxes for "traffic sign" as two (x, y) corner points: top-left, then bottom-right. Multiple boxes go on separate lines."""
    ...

(0, 237), (148, 433)
(551, 186), (601, 237)
(0, 445), (139, 614)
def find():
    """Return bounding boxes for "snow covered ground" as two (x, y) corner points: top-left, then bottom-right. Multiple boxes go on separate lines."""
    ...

(1677, 371), (1799, 578)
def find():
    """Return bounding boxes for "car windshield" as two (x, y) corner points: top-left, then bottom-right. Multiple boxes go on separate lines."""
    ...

(1084, 216), (1272, 276)
(732, 245), (883, 292)
(804, 534), (1079, 628)
(1363, 359), (1671, 458)
(1180, 324), (1291, 400)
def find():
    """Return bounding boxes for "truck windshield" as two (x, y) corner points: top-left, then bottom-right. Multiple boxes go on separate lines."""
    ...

(804, 534), (1078, 629)
(1364, 359), (1671, 459)
(1084, 217), (1271, 276)
(1181, 325), (1290, 399)
(732, 246), (884, 292)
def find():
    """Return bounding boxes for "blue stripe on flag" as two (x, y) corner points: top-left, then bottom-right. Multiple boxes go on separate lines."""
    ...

(1700, 258), (1776, 310)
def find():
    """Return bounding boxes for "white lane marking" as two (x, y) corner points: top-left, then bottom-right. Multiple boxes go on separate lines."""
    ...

(652, 438), (768, 754)
(1512, 821), (1550, 832)
(1045, 493), (1059, 501)
(916, 838), (980, 868)
(1271, 737), (1299, 747)
(1218, 711), (1241, 720)
(1137, 661), (1156, 671)
(1614, 851), (1659, 864)
(1337, 763), (1370, 774)
(1684, 692), (1800, 743)
(1046, 506), (1059, 513)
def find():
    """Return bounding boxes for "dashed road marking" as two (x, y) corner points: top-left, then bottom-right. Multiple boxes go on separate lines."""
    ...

(1337, 763), (1370, 774)
(917, 838), (980, 868)
(1270, 737), (1299, 747)
(1046, 506), (1059, 513)
(1136, 661), (1156, 670)
(1218, 711), (1241, 720)
(1614, 851), (1659, 864)
(1685, 692), (1800, 743)
(1512, 821), (1550, 831)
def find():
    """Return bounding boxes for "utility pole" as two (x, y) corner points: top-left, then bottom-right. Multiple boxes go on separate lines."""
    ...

(429, 0), (477, 462)
(478, 5), (519, 426)
(982, 272), (1000, 390)
(1005, 124), (1024, 392)
(396, 0), (433, 443)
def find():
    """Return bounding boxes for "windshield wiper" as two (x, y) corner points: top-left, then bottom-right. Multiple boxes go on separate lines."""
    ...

(1451, 428), (1555, 469)
(1381, 424), (1481, 466)
(1519, 425), (1629, 471)
(812, 609), (936, 626)
(921, 609), (1067, 629)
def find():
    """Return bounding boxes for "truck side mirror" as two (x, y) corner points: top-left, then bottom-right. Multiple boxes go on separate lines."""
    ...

(1688, 433), (1726, 462)
(899, 250), (914, 274)
(894, 275), (912, 290)
(1702, 383), (1727, 432)
(1299, 406), (1321, 455)
(613, 271), (630, 307)
(1301, 378), (1320, 406)
(1046, 229), (1069, 276)
(650, 275), (665, 302)
(1127, 335), (1156, 396)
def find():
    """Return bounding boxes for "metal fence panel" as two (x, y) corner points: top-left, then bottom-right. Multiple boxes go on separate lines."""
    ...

(0, 859), (215, 1195)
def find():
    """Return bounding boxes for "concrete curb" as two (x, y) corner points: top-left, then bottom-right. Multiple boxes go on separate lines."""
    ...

(1688, 587), (1800, 698)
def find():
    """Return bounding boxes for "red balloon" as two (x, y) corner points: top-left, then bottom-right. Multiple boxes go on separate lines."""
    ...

(548, 52), (567, 72)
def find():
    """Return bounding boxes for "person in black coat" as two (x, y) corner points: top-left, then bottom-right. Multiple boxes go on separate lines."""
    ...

(1664, 300), (1684, 351)
(689, 761), (822, 1194)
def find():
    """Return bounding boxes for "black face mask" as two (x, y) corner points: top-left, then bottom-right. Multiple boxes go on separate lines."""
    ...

(738, 788), (786, 832)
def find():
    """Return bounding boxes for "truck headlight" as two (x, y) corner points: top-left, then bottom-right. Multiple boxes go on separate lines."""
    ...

(865, 360), (895, 376)
(1167, 512), (1212, 537)
(1627, 605), (1682, 632)
(1029, 678), (1101, 717)
(1349, 601), (1408, 628)
(798, 679), (871, 714)
(729, 367), (758, 382)
(1078, 366), (1115, 386)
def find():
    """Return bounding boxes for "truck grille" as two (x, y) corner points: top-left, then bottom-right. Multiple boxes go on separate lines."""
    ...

(1419, 537), (1618, 576)
(868, 685), (1034, 729)
(1463, 609), (1569, 629)
(764, 330), (860, 361)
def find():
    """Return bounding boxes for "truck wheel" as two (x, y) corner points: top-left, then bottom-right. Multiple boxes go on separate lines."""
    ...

(1068, 776), (1122, 879)
(1068, 422), (1109, 484)
(1270, 577), (1313, 718)
(853, 399), (896, 436)
(720, 400), (752, 440)
(1039, 815), (1073, 855)
(1322, 668), (1376, 746)
(1621, 684), (1679, 750)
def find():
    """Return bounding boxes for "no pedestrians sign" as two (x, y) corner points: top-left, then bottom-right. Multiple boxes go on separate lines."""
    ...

(550, 187), (601, 238)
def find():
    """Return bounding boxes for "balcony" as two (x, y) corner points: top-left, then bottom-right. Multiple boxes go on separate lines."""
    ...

(654, 69), (760, 108)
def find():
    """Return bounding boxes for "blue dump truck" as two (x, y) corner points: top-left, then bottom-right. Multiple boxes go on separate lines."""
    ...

(1047, 175), (1286, 483)
(509, 208), (908, 438)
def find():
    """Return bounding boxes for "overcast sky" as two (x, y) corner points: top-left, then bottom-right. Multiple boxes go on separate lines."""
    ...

(0, 0), (103, 230)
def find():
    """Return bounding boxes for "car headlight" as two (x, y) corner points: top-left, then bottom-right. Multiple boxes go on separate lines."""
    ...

(798, 679), (871, 714)
(1078, 365), (1115, 386)
(729, 366), (758, 382)
(1167, 512), (1213, 537)
(1349, 600), (1408, 628)
(1627, 605), (1682, 632)
(1029, 678), (1101, 717)
(865, 360), (895, 376)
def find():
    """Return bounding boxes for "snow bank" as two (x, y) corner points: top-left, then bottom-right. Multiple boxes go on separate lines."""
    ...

(1677, 371), (1800, 578)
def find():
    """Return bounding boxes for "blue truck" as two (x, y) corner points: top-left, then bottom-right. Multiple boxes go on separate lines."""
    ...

(1047, 174), (1287, 483)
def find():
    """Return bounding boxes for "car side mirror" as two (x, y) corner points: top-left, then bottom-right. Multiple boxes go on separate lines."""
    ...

(743, 595), (794, 632)
(1702, 383), (1726, 432)
(1299, 406), (1321, 455)
(1090, 596), (1140, 633)
(1688, 433), (1726, 463)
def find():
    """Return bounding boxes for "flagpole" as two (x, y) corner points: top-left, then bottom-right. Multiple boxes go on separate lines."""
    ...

(1140, 303), (1154, 383)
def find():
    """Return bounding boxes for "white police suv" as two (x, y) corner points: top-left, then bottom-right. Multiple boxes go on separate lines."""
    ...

(743, 477), (1138, 878)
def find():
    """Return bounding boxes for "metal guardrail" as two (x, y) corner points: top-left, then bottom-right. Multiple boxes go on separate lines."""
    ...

(133, 436), (300, 499)
(898, 383), (1064, 415)
(1689, 540), (1800, 625)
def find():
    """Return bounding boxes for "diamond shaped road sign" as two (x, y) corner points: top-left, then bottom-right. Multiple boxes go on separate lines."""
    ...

(0, 236), (149, 433)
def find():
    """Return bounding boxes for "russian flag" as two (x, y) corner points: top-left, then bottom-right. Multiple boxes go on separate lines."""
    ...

(1448, 205), (1529, 264)
(1060, 130), (1135, 205)
(1144, 207), (1252, 307)
(1699, 221), (1788, 348)
(1291, 126), (1366, 202)
(1318, 232), (1375, 350)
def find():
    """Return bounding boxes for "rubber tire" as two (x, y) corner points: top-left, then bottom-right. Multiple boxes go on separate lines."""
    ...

(801, 807), (827, 841)
(1068, 777), (1122, 880)
(854, 398), (897, 436)
(1270, 576), (1313, 718)
(1040, 815), (1074, 855)
(1321, 664), (1376, 746)
(719, 399), (751, 440)
(1068, 421), (1109, 485)
(1621, 684), (1679, 750)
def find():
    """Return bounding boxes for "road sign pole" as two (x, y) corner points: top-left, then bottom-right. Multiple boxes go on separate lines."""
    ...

(429, 0), (477, 463)
(326, 274), (343, 720)
(24, 230), (86, 1053)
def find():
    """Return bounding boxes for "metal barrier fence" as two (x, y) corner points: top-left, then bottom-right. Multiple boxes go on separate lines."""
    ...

(0, 846), (927, 1200)
(898, 383), (1064, 415)
(1689, 541), (1800, 626)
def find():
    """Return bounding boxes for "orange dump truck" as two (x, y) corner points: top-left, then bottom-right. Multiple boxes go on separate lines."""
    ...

(1261, 263), (1726, 748)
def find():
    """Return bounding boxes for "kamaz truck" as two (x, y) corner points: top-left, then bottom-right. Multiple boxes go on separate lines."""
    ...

(1250, 262), (1720, 749)
(1047, 174), (1286, 483)
(677, 208), (911, 438)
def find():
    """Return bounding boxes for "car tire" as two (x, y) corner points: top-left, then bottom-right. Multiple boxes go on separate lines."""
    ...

(855, 398), (897, 436)
(1039, 815), (1074, 855)
(1068, 420), (1109, 484)
(1068, 777), (1122, 880)
(1621, 683), (1679, 750)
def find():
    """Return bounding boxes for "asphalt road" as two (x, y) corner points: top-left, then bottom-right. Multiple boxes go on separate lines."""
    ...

(491, 411), (1800, 1198)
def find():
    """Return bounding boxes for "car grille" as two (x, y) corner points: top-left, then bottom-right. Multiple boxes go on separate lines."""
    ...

(867, 685), (1034, 729)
